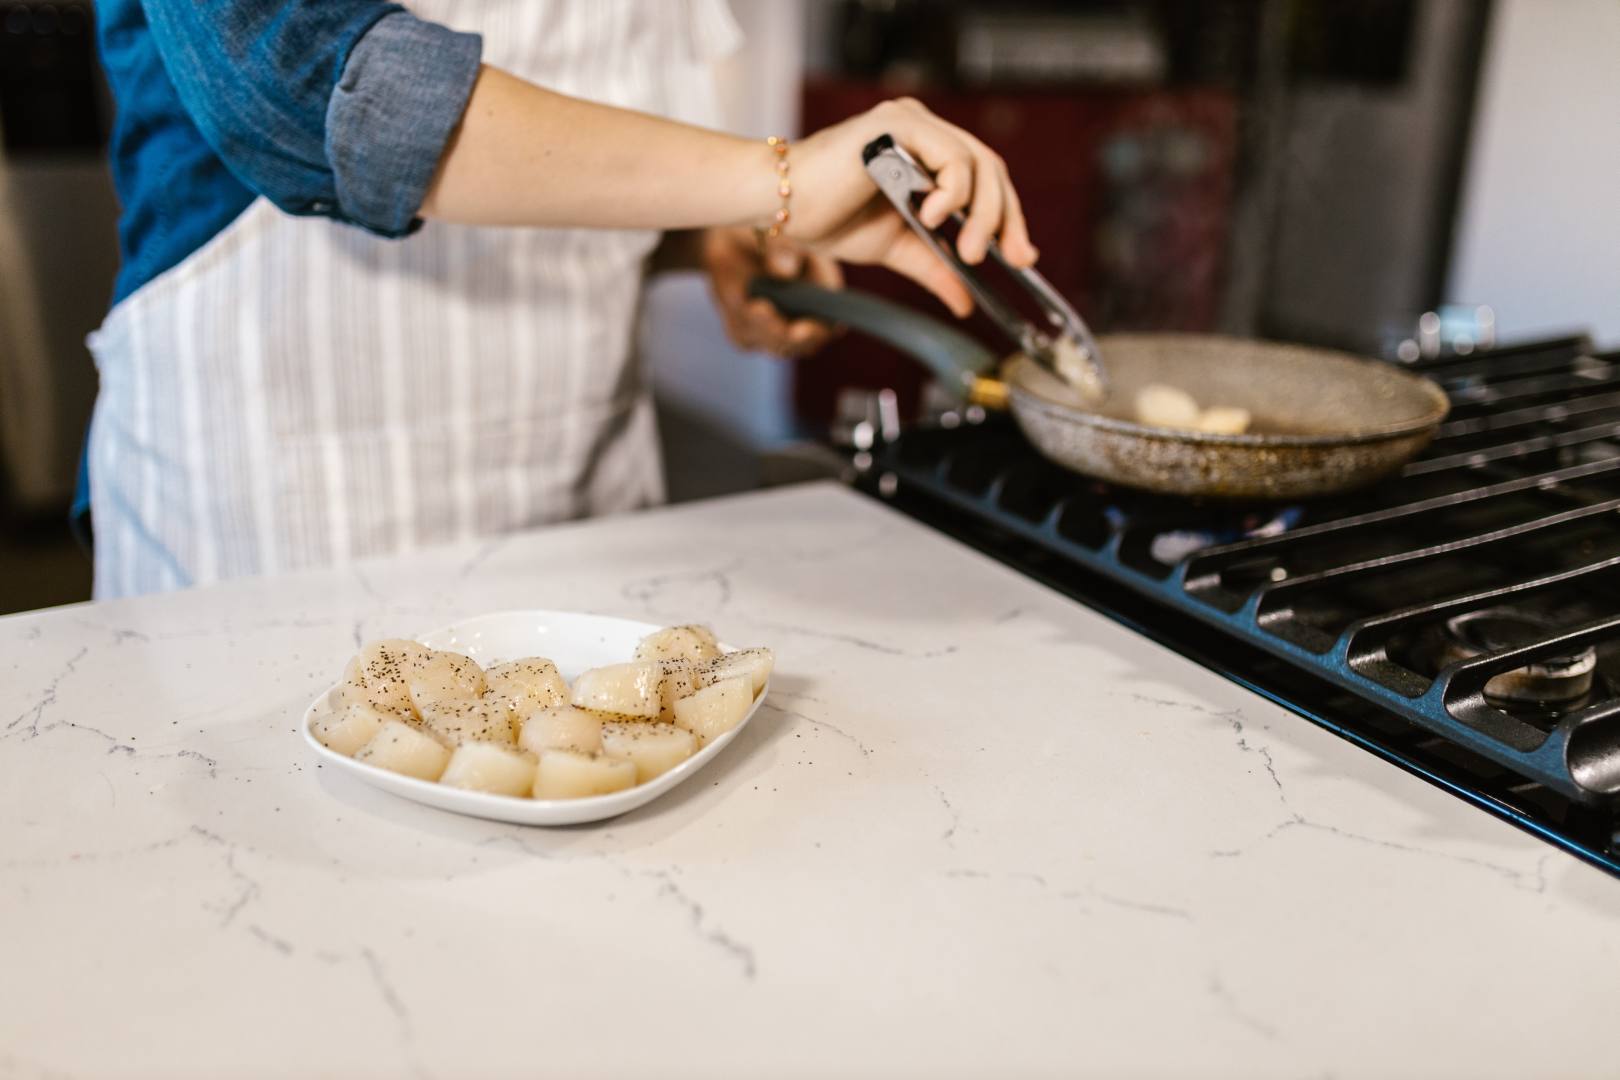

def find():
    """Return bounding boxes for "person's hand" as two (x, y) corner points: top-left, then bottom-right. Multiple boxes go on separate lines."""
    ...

(700, 226), (844, 359)
(786, 97), (1039, 318)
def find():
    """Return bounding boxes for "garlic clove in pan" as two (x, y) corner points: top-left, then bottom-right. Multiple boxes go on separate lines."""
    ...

(1135, 384), (1202, 428)
(1192, 406), (1253, 435)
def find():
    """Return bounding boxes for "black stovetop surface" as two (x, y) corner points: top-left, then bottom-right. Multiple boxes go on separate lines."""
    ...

(853, 333), (1620, 876)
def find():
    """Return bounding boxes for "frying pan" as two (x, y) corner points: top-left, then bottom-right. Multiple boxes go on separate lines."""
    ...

(750, 277), (1451, 500)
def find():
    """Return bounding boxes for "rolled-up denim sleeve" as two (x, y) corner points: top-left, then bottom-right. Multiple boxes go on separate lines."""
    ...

(142, 1), (482, 236)
(326, 13), (483, 234)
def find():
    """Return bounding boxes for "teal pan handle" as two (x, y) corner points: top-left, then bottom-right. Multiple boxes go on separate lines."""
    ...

(747, 277), (996, 397)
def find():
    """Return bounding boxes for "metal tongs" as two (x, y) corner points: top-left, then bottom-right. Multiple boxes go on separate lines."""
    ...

(863, 134), (1108, 400)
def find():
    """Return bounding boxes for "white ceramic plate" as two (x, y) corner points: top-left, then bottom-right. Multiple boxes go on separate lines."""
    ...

(301, 610), (767, 825)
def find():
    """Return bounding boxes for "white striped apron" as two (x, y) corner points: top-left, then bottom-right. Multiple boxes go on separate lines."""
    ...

(86, 0), (742, 599)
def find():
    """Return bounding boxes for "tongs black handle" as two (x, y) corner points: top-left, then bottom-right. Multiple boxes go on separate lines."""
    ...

(862, 134), (1107, 397)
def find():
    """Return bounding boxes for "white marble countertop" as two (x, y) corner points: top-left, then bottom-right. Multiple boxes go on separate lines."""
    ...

(3, 482), (1617, 1079)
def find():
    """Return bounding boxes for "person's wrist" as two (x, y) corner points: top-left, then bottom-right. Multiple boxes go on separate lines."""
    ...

(761, 135), (793, 239)
(722, 137), (782, 230)
(775, 123), (870, 244)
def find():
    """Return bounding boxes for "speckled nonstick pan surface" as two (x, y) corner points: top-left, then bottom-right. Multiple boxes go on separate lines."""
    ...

(751, 278), (1450, 499)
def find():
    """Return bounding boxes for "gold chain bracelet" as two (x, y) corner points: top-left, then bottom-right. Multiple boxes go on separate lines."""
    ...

(765, 134), (791, 239)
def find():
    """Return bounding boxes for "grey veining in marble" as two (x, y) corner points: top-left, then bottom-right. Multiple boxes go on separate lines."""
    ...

(3, 483), (1617, 1079)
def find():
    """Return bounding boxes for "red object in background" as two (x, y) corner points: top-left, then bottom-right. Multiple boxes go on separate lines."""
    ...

(792, 78), (1237, 429)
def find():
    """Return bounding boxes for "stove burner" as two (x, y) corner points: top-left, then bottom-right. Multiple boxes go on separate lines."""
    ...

(859, 332), (1620, 874)
(1439, 608), (1597, 704)
(1143, 506), (1305, 565)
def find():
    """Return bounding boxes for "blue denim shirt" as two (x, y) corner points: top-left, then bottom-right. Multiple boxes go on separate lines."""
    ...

(79, 1), (482, 531)
(97, 0), (484, 305)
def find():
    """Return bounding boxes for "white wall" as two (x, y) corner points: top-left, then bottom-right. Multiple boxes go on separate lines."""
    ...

(1447, 0), (1620, 346)
(643, 0), (808, 447)
(712, 0), (806, 139)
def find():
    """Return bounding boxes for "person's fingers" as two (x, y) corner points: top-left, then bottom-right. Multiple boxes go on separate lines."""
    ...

(955, 146), (1005, 265)
(916, 151), (972, 229)
(883, 230), (973, 318)
(890, 103), (975, 229)
(993, 158), (1037, 267)
(783, 257), (841, 354)
(727, 313), (784, 354)
(703, 231), (752, 304)
(805, 251), (845, 290)
(728, 312), (827, 359)
(946, 130), (1033, 267)
(785, 318), (831, 350)
(701, 227), (834, 356)
(719, 312), (760, 352)
(887, 108), (1040, 269)
(762, 244), (841, 350)
(744, 297), (791, 335)
(720, 294), (763, 345)
(709, 259), (748, 308)
(764, 240), (806, 279)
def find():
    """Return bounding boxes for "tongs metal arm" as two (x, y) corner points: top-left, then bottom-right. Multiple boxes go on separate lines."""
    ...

(862, 134), (1107, 395)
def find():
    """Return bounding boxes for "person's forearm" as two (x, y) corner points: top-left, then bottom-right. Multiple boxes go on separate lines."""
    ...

(417, 65), (1040, 316)
(420, 65), (777, 230)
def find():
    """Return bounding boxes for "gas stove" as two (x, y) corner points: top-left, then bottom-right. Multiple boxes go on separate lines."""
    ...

(848, 332), (1620, 876)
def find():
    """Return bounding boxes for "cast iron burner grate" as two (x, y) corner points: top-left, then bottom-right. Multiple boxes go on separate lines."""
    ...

(854, 334), (1620, 876)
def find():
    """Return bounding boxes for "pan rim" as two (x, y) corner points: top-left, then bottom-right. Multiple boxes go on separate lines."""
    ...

(1007, 351), (1451, 447)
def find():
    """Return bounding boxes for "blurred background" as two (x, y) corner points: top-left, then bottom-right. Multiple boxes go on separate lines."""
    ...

(2, 0), (1616, 614)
